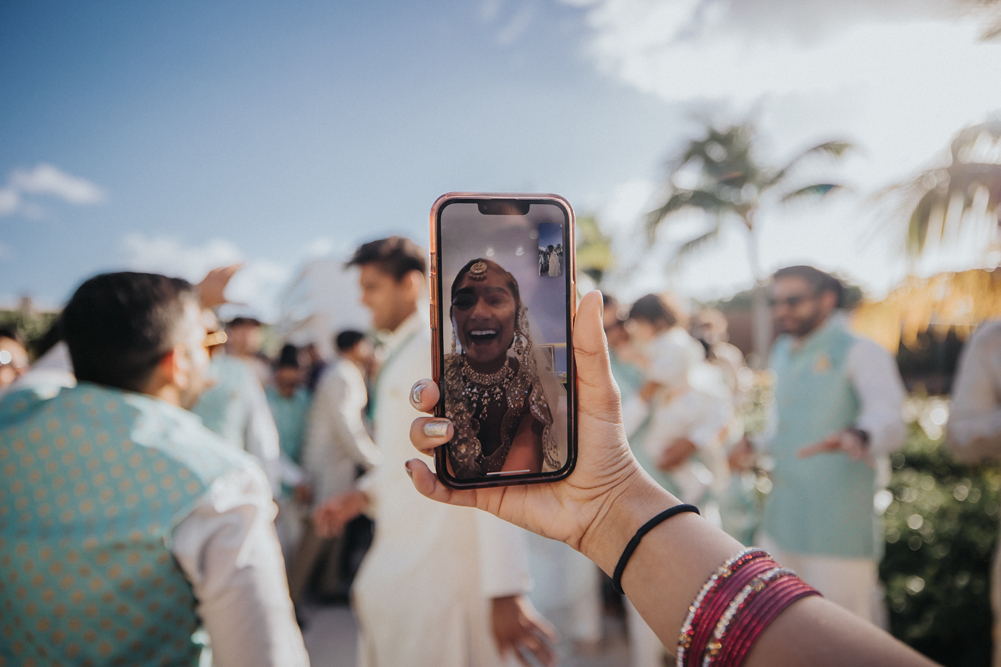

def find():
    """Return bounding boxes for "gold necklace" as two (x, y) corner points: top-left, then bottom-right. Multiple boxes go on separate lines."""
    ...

(461, 355), (514, 387)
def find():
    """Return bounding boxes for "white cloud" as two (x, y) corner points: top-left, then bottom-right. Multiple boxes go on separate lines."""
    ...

(566, 1), (1001, 184)
(0, 189), (19, 216)
(496, 4), (536, 44)
(565, 0), (1001, 298)
(0, 163), (107, 217)
(10, 164), (106, 204)
(121, 234), (293, 321)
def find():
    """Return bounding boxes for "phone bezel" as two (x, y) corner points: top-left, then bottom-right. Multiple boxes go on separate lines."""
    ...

(429, 192), (578, 489)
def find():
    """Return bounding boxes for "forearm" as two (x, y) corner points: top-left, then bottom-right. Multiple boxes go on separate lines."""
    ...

(584, 471), (742, 647)
(747, 596), (934, 667)
(173, 467), (308, 667)
(581, 472), (933, 667)
(947, 411), (1001, 463)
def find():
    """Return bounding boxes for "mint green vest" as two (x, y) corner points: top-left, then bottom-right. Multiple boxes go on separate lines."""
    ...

(265, 386), (310, 465)
(761, 323), (880, 559)
(191, 355), (258, 449)
(0, 383), (245, 666)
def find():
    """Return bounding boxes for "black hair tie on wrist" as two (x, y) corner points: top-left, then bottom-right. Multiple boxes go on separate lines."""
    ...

(611, 504), (701, 595)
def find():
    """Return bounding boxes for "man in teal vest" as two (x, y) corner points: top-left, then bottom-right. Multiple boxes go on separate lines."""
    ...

(731, 265), (906, 624)
(0, 272), (308, 666)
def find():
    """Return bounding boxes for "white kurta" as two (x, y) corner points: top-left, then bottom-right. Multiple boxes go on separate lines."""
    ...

(303, 357), (382, 505)
(352, 311), (531, 667)
(946, 320), (1001, 667)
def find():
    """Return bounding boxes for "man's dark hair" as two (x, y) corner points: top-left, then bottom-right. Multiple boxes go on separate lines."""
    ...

(629, 293), (688, 330)
(276, 343), (300, 369)
(62, 272), (197, 392)
(347, 236), (426, 280)
(227, 316), (262, 328)
(773, 265), (844, 307)
(335, 330), (366, 352)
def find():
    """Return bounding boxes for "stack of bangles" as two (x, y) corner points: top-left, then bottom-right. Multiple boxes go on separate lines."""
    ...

(675, 547), (821, 667)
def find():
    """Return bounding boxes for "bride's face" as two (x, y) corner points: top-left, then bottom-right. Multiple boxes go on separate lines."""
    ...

(451, 271), (517, 368)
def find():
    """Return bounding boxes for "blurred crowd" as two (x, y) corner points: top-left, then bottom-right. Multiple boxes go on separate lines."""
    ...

(1, 237), (1000, 667)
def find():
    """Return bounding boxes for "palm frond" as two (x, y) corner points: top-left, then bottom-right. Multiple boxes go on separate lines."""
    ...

(769, 140), (854, 188)
(671, 228), (720, 264)
(780, 183), (847, 203)
(646, 189), (732, 241)
(907, 190), (937, 256)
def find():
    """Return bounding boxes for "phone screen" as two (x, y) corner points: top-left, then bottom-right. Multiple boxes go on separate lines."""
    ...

(432, 196), (576, 487)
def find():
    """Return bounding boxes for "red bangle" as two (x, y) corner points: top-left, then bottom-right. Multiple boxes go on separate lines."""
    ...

(677, 549), (767, 667)
(689, 559), (773, 665)
(702, 566), (793, 665)
(678, 551), (821, 667)
(721, 577), (818, 667)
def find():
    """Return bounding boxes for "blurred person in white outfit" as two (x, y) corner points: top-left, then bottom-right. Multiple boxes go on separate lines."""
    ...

(288, 329), (381, 604)
(946, 319), (1001, 666)
(313, 237), (556, 667)
(623, 293), (735, 510)
(617, 293), (736, 667)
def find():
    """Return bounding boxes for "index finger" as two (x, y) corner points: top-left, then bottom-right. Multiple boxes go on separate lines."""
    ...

(797, 437), (840, 459)
(410, 379), (441, 414)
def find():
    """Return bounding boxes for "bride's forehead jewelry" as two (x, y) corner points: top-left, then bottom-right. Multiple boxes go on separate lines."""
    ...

(468, 261), (489, 281)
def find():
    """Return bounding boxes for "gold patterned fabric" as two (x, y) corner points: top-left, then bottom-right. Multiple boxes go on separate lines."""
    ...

(0, 383), (246, 666)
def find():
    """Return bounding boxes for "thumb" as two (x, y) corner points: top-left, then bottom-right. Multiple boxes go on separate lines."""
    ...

(574, 291), (621, 423)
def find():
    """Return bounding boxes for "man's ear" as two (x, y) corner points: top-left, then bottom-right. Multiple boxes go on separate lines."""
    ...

(156, 347), (183, 385)
(406, 270), (426, 300)
(819, 290), (839, 313)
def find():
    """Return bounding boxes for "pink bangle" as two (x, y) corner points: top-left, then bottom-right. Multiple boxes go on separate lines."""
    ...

(720, 577), (819, 667)
(677, 550), (821, 667)
(687, 558), (774, 666)
(701, 566), (794, 666)
(676, 549), (767, 667)
(722, 576), (803, 666)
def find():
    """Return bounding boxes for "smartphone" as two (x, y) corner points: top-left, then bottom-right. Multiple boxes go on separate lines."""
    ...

(429, 193), (578, 489)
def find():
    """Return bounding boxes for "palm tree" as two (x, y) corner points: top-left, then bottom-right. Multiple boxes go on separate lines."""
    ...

(575, 215), (614, 286)
(888, 120), (1001, 259)
(647, 122), (852, 365)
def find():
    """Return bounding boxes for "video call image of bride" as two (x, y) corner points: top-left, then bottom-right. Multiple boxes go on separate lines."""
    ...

(443, 257), (566, 479)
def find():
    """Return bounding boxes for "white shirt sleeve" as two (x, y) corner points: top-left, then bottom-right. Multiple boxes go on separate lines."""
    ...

(171, 464), (310, 667)
(243, 376), (283, 499)
(476, 512), (532, 599)
(303, 364), (382, 504)
(946, 322), (1001, 463)
(846, 339), (907, 457)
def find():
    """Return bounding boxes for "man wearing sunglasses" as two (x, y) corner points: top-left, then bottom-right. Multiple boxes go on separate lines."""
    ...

(0, 272), (308, 666)
(730, 265), (906, 625)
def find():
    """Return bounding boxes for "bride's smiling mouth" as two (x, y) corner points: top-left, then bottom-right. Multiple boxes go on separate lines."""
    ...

(467, 329), (499, 344)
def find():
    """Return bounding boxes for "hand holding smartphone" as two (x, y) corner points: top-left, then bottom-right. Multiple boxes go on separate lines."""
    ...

(430, 193), (578, 488)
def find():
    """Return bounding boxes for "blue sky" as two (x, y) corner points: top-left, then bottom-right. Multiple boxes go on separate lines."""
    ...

(2, 0), (1000, 318)
(0, 1), (687, 315)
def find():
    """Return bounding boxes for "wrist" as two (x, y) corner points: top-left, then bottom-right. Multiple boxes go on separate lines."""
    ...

(847, 427), (870, 447)
(578, 470), (678, 575)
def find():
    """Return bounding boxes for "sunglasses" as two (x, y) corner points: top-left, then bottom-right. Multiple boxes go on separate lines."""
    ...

(767, 294), (815, 309)
(203, 331), (229, 348)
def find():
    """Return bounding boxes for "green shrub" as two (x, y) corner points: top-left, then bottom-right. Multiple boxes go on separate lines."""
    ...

(881, 421), (1000, 666)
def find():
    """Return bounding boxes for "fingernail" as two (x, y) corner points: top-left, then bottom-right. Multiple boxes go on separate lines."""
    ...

(423, 419), (450, 438)
(405, 461), (414, 479)
(411, 383), (425, 406)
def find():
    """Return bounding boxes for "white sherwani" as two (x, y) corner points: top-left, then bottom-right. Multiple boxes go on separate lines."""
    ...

(353, 311), (531, 667)
(303, 358), (382, 504)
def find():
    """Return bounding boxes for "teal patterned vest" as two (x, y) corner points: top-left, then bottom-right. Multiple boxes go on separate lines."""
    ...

(761, 322), (880, 559)
(190, 355), (258, 449)
(0, 382), (246, 666)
